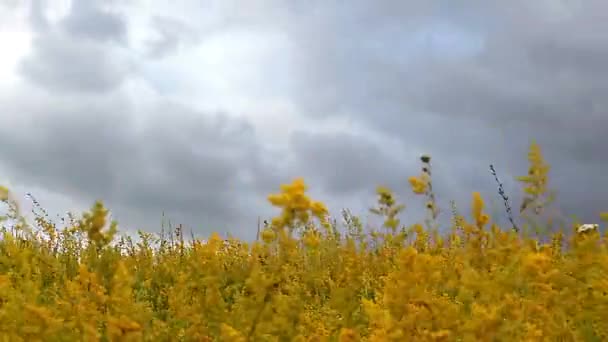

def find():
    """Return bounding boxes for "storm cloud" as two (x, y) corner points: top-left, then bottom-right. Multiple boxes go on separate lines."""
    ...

(0, 1), (606, 240)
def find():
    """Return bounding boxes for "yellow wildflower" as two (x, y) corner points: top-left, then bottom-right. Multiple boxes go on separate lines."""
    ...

(303, 230), (321, 248)
(408, 176), (427, 194)
(471, 192), (490, 228)
(310, 201), (328, 217)
(268, 193), (289, 206)
(517, 141), (550, 214)
(0, 185), (8, 201)
(261, 228), (276, 243)
(268, 178), (328, 229)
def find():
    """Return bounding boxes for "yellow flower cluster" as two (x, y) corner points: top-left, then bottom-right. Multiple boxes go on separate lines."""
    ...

(517, 141), (551, 214)
(408, 155), (440, 230)
(267, 178), (328, 231)
(471, 192), (490, 228)
(408, 175), (427, 195)
(370, 186), (405, 232)
(0, 143), (607, 341)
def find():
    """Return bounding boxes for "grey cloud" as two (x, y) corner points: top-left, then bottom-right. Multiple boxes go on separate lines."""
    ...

(0, 94), (135, 200)
(18, 31), (133, 93)
(145, 16), (199, 59)
(287, 2), (608, 225)
(0, 90), (274, 239)
(289, 130), (411, 196)
(2, 0), (277, 239)
(3, 0), (607, 241)
(18, 0), (132, 93)
(60, 0), (127, 43)
(285, 129), (446, 228)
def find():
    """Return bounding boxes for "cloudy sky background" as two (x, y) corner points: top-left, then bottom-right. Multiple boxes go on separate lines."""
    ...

(0, 0), (605, 240)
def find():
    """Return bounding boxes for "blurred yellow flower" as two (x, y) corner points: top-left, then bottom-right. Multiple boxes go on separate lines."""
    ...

(261, 228), (276, 243)
(408, 176), (427, 194)
(471, 192), (490, 228)
(0, 185), (8, 201)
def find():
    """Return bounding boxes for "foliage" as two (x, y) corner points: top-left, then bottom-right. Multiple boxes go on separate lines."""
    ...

(0, 143), (607, 341)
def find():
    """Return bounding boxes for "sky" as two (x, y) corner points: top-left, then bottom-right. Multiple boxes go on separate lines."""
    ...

(0, 0), (606, 240)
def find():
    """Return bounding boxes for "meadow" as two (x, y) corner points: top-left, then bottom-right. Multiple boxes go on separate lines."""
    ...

(0, 142), (607, 341)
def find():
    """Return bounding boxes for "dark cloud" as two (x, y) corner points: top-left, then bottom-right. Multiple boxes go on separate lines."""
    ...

(0, 89), (273, 239)
(17, 0), (132, 93)
(2, 0), (607, 242)
(18, 31), (134, 93)
(0, 92), (136, 199)
(289, 1), (608, 226)
(289, 130), (411, 196)
(3, 1), (277, 239)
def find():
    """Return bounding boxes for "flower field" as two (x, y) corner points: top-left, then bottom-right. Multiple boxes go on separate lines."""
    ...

(0, 142), (607, 341)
